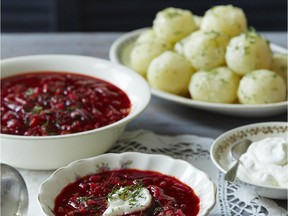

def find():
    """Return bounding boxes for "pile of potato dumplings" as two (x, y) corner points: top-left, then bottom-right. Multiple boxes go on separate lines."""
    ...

(130, 5), (287, 104)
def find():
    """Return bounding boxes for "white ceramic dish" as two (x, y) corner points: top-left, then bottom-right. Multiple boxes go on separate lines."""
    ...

(109, 28), (288, 117)
(210, 122), (288, 199)
(38, 152), (216, 216)
(1, 55), (151, 170)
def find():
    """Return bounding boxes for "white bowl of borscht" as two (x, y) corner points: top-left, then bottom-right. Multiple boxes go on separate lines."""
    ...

(38, 152), (216, 216)
(1, 55), (151, 170)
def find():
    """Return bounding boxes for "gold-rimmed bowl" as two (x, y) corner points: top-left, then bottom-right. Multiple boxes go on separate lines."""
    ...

(210, 121), (288, 199)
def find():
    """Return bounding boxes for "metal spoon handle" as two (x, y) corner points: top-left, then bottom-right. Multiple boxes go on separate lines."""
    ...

(224, 160), (240, 183)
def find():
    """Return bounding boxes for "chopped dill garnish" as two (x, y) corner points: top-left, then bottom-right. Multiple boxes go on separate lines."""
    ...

(107, 182), (146, 208)
(76, 195), (93, 202)
(31, 105), (43, 114)
(24, 88), (34, 97)
(164, 10), (181, 19)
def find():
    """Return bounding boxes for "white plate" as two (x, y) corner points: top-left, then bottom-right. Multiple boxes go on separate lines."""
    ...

(109, 28), (288, 117)
(39, 152), (216, 216)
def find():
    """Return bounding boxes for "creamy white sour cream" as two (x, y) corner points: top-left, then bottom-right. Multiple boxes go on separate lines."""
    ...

(103, 186), (152, 216)
(238, 137), (288, 188)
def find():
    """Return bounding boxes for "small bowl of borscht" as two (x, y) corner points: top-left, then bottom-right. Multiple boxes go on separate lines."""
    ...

(1, 55), (151, 170)
(38, 152), (216, 216)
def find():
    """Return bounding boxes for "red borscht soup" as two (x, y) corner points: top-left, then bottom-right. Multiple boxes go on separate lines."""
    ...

(1, 72), (131, 136)
(54, 169), (200, 216)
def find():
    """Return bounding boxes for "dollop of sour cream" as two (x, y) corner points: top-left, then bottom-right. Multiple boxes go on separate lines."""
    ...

(238, 137), (288, 188)
(103, 185), (152, 216)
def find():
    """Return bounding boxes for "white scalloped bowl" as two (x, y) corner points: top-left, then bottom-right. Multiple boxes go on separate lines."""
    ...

(210, 122), (288, 199)
(1, 55), (151, 170)
(38, 152), (216, 216)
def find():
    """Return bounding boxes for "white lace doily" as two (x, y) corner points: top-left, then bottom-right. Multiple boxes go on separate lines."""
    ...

(108, 130), (287, 216)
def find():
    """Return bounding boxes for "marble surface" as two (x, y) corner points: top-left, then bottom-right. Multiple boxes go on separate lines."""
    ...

(1, 31), (287, 215)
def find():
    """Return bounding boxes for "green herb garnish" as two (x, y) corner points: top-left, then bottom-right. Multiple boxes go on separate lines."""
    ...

(24, 88), (34, 97)
(107, 182), (145, 208)
(31, 105), (43, 114)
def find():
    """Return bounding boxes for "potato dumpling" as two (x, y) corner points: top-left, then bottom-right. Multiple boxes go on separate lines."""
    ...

(174, 34), (192, 55)
(193, 15), (203, 29)
(271, 53), (288, 84)
(237, 69), (286, 104)
(130, 39), (170, 77)
(153, 7), (198, 44)
(136, 29), (156, 43)
(147, 51), (195, 96)
(225, 30), (272, 75)
(201, 5), (247, 38)
(189, 67), (240, 103)
(136, 29), (173, 48)
(183, 30), (229, 70)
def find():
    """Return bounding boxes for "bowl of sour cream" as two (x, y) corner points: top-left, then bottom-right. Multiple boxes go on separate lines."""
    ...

(210, 122), (288, 199)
